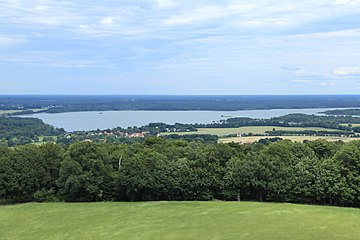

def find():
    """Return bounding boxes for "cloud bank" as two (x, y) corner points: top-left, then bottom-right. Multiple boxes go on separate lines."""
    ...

(0, 0), (360, 94)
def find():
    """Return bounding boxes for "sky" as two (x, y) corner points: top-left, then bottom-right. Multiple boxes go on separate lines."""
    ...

(0, 0), (360, 95)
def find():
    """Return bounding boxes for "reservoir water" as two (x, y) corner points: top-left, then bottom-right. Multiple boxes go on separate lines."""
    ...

(20, 108), (345, 131)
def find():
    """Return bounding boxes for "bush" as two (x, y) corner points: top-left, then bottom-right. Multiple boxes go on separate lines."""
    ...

(33, 189), (59, 202)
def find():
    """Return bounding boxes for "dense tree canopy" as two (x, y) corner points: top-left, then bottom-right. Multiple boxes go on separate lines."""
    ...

(0, 139), (359, 208)
(0, 117), (64, 146)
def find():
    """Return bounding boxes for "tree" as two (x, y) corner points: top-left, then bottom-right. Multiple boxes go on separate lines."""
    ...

(334, 141), (360, 206)
(223, 153), (271, 201)
(0, 145), (48, 202)
(115, 150), (167, 201)
(306, 139), (341, 159)
(57, 142), (112, 202)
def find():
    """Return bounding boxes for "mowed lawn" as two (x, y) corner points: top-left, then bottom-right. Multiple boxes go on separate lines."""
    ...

(161, 126), (342, 137)
(1, 202), (360, 240)
(220, 135), (360, 144)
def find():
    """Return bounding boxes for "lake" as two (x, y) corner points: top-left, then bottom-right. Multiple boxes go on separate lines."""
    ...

(20, 108), (345, 132)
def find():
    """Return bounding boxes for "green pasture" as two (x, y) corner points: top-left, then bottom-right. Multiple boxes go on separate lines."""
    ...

(340, 123), (360, 127)
(0, 202), (359, 240)
(0, 110), (22, 115)
(0, 108), (47, 116)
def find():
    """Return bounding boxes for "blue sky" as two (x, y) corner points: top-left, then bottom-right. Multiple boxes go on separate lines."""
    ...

(1, 0), (360, 94)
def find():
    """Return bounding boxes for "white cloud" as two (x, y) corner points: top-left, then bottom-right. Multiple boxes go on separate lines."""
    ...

(319, 80), (343, 86)
(156, 0), (176, 8)
(101, 17), (114, 25)
(47, 60), (103, 68)
(0, 0), (84, 27)
(332, 0), (360, 5)
(334, 67), (360, 75)
(163, 3), (257, 25)
(292, 79), (312, 83)
(291, 29), (360, 39)
(244, 18), (287, 26)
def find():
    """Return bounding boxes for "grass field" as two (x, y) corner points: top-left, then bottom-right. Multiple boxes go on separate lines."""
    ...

(0, 202), (359, 240)
(0, 110), (22, 115)
(340, 123), (360, 127)
(32, 136), (58, 145)
(220, 135), (360, 143)
(0, 108), (47, 115)
(161, 126), (343, 137)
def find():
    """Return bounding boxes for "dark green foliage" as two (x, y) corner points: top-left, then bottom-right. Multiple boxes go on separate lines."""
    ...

(57, 142), (113, 202)
(0, 117), (64, 146)
(322, 109), (360, 116)
(334, 142), (360, 206)
(0, 139), (359, 207)
(195, 113), (360, 129)
(0, 143), (64, 203)
(33, 188), (59, 202)
(305, 139), (341, 159)
(162, 134), (218, 144)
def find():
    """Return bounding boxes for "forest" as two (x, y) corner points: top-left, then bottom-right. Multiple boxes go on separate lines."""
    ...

(214, 114), (360, 129)
(0, 117), (64, 146)
(2, 95), (360, 112)
(322, 109), (360, 116)
(1, 138), (359, 207)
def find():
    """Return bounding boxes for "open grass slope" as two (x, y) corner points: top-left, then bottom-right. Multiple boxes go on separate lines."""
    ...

(220, 135), (360, 143)
(0, 202), (359, 240)
(161, 126), (342, 137)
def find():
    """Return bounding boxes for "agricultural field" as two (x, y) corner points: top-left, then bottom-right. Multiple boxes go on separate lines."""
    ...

(0, 202), (359, 240)
(220, 135), (360, 144)
(0, 110), (26, 115)
(161, 126), (342, 137)
(0, 108), (47, 116)
(340, 123), (360, 127)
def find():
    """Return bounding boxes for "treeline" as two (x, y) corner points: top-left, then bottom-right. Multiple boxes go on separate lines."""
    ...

(0, 117), (64, 146)
(322, 109), (360, 116)
(199, 114), (360, 130)
(266, 130), (353, 136)
(2, 95), (360, 112)
(161, 134), (218, 144)
(56, 132), (216, 145)
(1, 139), (359, 207)
(113, 122), (197, 135)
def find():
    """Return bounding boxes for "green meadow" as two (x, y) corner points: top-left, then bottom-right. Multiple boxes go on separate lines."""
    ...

(1, 202), (359, 240)
(341, 123), (360, 127)
(0, 108), (47, 116)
